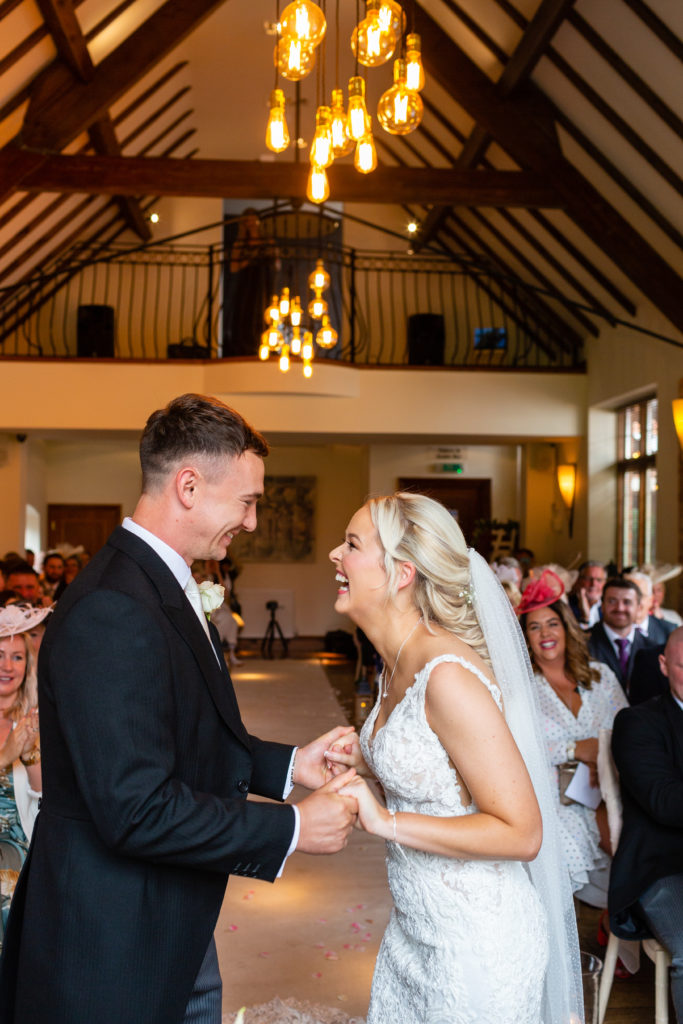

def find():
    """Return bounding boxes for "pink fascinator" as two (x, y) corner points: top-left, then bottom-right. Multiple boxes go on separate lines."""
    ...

(516, 569), (565, 616)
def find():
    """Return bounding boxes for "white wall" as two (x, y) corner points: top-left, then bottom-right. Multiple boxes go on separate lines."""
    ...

(231, 443), (368, 637)
(368, 442), (520, 521)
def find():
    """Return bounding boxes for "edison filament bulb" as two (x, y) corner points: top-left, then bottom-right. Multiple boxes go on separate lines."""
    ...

(265, 295), (281, 324)
(351, 0), (395, 67)
(377, 58), (423, 135)
(355, 131), (378, 173)
(308, 258), (330, 292)
(306, 163), (330, 204)
(275, 36), (315, 81)
(405, 33), (425, 91)
(265, 88), (290, 152)
(310, 106), (333, 168)
(330, 88), (353, 157)
(279, 0), (327, 48)
(316, 314), (338, 348)
(347, 76), (370, 141)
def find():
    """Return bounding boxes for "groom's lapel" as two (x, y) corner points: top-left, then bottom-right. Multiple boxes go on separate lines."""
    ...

(109, 527), (250, 748)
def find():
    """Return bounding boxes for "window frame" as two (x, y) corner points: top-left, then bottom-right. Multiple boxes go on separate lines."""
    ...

(616, 395), (657, 568)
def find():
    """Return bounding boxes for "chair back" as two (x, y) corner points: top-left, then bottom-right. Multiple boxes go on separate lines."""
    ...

(597, 728), (623, 853)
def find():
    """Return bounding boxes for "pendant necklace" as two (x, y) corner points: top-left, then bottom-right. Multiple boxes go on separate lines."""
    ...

(382, 616), (423, 699)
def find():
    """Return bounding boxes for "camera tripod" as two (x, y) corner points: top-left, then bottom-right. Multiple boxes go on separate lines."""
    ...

(261, 601), (289, 659)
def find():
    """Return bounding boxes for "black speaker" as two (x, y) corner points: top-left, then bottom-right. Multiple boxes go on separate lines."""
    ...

(77, 305), (115, 358)
(167, 339), (210, 359)
(407, 313), (445, 365)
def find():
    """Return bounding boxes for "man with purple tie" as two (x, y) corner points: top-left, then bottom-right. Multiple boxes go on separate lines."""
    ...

(588, 577), (655, 695)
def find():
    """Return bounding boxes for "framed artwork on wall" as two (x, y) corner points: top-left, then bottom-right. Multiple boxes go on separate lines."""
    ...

(231, 475), (316, 562)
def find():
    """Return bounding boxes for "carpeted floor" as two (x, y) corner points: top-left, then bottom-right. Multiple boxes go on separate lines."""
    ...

(222, 997), (365, 1023)
(218, 656), (388, 1022)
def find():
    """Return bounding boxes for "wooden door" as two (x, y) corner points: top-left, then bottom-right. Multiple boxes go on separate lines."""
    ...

(47, 504), (121, 556)
(397, 478), (492, 556)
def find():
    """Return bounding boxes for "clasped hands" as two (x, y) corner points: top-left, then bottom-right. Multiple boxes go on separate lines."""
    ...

(0, 708), (39, 770)
(293, 726), (390, 851)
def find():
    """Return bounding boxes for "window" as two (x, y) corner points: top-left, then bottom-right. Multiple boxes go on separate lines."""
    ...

(617, 396), (658, 567)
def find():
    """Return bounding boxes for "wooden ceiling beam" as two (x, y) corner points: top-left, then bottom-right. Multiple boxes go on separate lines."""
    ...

(11, 155), (561, 206)
(437, 222), (562, 361)
(0, 0), (226, 203)
(418, 0), (573, 248)
(442, 217), (576, 358)
(19, 0), (229, 153)
(413, 1), (683, 333)
(34, 0), (151, 241)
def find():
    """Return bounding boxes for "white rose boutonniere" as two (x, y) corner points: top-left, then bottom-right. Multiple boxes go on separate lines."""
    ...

(198, 581), (225, 620)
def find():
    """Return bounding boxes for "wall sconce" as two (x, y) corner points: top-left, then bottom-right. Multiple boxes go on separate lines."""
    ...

(556, 463), (577, 538)
(673, 398), (683, 451)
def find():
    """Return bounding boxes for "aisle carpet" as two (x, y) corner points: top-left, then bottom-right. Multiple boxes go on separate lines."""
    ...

(217, 658), (389, 1022)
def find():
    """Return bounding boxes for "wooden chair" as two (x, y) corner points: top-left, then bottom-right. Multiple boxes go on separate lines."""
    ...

(596, 729), (672, 1024)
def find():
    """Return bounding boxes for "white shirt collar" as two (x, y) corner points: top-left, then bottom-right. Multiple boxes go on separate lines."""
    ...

(122, 517), (191, 590)
(603, 622), (636, 648)
(673, 692), (683, 713)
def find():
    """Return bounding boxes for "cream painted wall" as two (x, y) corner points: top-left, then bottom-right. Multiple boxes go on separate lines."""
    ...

(230, 443), (368, 637)
(0, 434), (28, 555)
(43, 439), (141, 516)
(367, 443), (520, 520)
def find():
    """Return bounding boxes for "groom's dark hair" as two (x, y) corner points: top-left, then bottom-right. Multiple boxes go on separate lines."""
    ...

(140, 393), (268, 492)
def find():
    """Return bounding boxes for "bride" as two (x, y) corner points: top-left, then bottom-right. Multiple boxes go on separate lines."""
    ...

(326, 493), (582, 1024)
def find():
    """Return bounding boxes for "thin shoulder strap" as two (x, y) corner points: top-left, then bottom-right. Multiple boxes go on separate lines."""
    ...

(422, 654), (503, 712)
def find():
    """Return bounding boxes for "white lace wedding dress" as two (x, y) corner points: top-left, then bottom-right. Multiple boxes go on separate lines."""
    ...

(360, 655), (549, 1024)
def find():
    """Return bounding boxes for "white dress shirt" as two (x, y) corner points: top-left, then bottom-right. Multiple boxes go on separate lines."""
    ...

(603, 622), (637, 660)
(121, 517), (299, 868)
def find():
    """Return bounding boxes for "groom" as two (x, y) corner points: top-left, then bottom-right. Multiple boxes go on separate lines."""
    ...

(0, 393), (357, 1024)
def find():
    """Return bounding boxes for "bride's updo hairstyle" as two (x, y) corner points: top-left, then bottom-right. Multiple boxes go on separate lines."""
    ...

(368, 492), (491, 665)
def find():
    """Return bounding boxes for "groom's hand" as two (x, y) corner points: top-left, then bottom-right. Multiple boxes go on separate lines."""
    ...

(294, 725), (356, 789)
(295, 769), (358, 854)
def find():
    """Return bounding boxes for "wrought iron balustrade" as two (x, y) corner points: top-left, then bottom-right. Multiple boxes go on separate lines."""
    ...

(0, 237), (585, 370)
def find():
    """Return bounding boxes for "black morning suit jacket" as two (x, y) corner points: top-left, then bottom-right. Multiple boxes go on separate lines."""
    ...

(587, 623), (653, 695)
(608, 693), (683, 940)
(629, 645), (668, 706)
(0, 527), (296, 1024)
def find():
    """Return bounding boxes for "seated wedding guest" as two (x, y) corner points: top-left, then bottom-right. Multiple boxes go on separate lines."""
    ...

(648, 564), (682, 626)
(0, 605), (48, 923)
(513, 546), (535, 583)
(63, 555), (81, 585)
(609, 626), (683, 1022)
(39, 552), (65, 601)
(3, 562), (45, 607)
(625, 571), (675, 646)
(569, 560), (607, 630)
(588, 578), (654, 695)
(491, 560), (522, 609)
(519, 569), (628, 909)
(629, 643), (668, 706)
(23, 551), (35, 569)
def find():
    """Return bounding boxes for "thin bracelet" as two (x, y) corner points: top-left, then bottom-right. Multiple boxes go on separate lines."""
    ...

(390, 811), (397, 842)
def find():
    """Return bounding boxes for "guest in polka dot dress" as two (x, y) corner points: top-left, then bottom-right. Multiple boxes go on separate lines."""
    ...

(519, 570), (628, 908)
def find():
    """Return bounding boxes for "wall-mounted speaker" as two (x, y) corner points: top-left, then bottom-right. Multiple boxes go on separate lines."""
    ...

(77, 305), (115, 358)
(407, 313), (445, 365)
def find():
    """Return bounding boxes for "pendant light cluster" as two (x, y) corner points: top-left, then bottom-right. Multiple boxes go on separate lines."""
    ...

(265, 0), (425, 204)
(259, 258), (337, 376)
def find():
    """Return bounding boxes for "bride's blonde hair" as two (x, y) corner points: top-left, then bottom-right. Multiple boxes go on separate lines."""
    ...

(367, 492), (491, 664)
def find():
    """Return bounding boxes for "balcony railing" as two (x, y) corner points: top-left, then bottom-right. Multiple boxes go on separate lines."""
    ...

(0, 237), (585, 370)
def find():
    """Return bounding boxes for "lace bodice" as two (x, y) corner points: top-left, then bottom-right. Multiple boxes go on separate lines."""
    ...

(359, 654), (548, 1024)
(361, 654), (502, 818)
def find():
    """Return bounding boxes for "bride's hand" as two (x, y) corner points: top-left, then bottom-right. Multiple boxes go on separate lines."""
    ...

(325, 733), (371, 777)
(340, 776), (391, 837)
